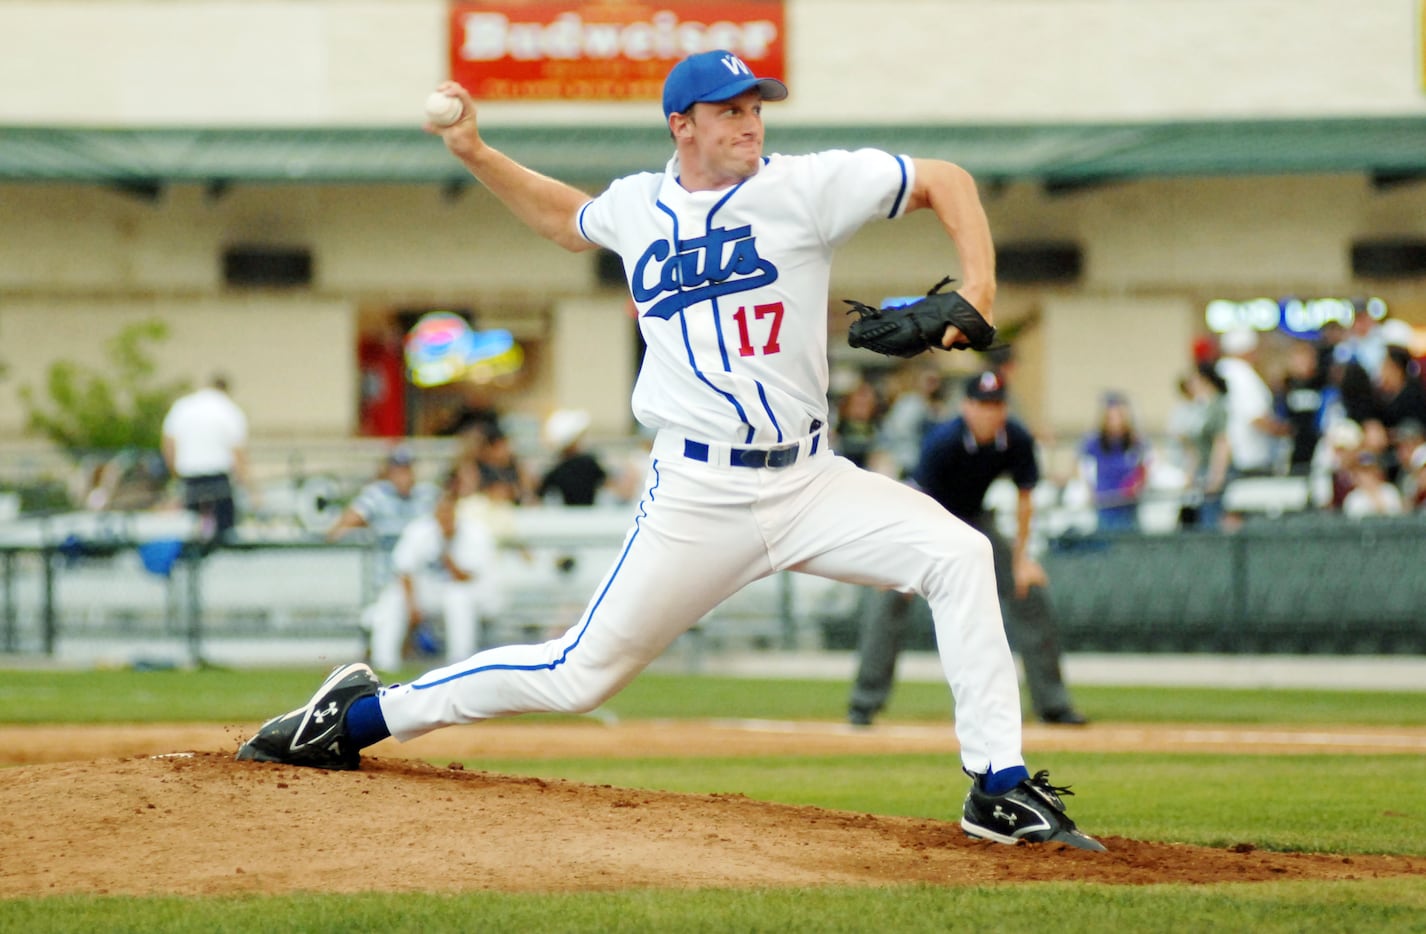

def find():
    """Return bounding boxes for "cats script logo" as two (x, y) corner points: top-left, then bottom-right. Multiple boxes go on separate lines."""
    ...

(632, 225), (778, 320)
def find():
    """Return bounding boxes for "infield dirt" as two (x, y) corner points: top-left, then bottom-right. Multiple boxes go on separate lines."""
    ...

(2, 720), (1424, 896)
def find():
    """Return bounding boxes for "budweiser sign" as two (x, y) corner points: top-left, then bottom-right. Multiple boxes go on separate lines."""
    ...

(448, 1), (787, 102)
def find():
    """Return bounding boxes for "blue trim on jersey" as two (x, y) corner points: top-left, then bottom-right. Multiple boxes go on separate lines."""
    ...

(710, 295), (734, 371)
(576, 200), (594, 242)
(652, 198), (753, 433)
(889, 155), (910, 218)
(706, 181), (778, 444)
(408, 459), (665, 691)
(755, 382), (782, 442)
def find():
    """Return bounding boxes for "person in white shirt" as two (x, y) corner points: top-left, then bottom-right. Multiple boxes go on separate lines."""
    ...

(366, 483), (502, 672)
(161, 374), (250, 546)
(1215, 330), (1279, 477)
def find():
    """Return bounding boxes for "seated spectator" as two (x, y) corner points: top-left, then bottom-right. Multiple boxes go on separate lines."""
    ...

(537, 409), (610, 507)
(877, 365), (949, 479)
(1078, 391), (1150, 532)
(1341, 452), (1404, 519)
(832, 378), (885, 470)
(1376, 345), (1426, 435)
(327, 444), (439, 543)
(476, 426), (535, 505)
(365, 477), (504, 672)
(1393, 419), (1426, 510)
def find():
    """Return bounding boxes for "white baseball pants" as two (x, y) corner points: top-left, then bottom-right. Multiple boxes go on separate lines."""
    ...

(377, 437), (1025, 773)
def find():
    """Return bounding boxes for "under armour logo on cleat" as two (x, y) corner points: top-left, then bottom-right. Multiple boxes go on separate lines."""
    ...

(993, 805), (1018, 826)
(311, 701), (339, 724)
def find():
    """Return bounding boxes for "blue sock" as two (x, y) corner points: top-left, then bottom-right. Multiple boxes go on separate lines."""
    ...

(980, 765), (1030, 795)
(344, 694), (390, 749)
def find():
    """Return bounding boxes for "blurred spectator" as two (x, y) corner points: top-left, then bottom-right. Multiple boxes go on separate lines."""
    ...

(1166, 374), (1200, 473)
(1375, 345), (1426, 436)
(326, 444), (439, 543)
(365, 476), (503, 672)
(1334, 305), (1387, 379)
(1272, 339), (1333, 477)
(1179, 362), (1231, 529)
(537, 409), (609, 506)
(1077, 392), (1149, 532)
(1311, 419), (1364, 510)
(1216, 329), (1279, 478)
(1315, 320), (1348, 378)
(84, 449), (170, 512)
(1341, 452), (1403, 518)
(1392, 419), (1426, 509)
(438, 384), (504, 442)
(831, 378), (885, 470)
(161, 374), (251, 548)
(877, 365), (949, 479)
(477, 426), (535, 504)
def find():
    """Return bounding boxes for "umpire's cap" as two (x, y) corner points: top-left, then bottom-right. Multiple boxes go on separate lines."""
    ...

(662, 50), (787, 119)
(964, 371), (1008, 403)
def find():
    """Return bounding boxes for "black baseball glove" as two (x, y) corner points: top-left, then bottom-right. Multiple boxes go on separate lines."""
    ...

(844, 276), (998, 358)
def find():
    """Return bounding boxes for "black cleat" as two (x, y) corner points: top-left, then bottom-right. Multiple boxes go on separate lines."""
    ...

(235, 663), (380, 770)
(1040, 708), (1090, 726)
(962, 769), (1107, 852)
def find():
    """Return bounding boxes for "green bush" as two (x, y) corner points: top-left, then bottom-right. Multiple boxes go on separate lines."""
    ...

(18, 319), (189, 458)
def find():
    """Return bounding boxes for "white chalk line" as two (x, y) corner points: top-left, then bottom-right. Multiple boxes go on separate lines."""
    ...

(706, 718), (1426, 751)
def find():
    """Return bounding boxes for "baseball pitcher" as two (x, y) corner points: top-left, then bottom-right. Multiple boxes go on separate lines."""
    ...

(239, 50), (1103, 852)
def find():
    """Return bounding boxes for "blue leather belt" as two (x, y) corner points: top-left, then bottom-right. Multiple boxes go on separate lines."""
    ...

(682, 437), (818, 469)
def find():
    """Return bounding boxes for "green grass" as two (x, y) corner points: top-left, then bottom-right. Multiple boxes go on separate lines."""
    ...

(465, 751), (1426, 856)
(3, 665), (1425, 930)
(4, 879), (1426, 933)
(1, 666), (1423, 726)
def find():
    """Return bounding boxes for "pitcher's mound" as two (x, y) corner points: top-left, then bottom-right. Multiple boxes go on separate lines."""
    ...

(2, 751), (1422, 897)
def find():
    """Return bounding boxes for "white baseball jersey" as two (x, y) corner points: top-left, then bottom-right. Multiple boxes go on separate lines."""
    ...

(390, 513), (496, 582)
(577, 149), (913, 445)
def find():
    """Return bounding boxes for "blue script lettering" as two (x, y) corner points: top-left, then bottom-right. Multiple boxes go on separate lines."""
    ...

(632, 224), (778, 320)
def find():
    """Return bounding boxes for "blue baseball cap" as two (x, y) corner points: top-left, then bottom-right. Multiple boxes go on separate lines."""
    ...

(662, 50), (788, 119)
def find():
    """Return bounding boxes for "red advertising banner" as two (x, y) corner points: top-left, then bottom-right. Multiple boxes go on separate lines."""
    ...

(448, 1), (786, 102)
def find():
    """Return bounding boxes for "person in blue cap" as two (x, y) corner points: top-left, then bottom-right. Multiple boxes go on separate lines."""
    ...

(237, 51), (1104, 852)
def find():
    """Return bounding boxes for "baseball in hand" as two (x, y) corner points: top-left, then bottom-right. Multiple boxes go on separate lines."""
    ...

(424, 91), (464, 127)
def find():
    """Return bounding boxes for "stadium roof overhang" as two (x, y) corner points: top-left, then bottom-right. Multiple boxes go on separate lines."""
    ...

(3, 117), (1425, 192)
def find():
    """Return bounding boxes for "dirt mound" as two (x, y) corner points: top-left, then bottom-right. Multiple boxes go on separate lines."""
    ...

(2, 750), (1422, 897)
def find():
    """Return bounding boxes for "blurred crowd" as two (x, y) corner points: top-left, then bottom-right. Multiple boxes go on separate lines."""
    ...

(57, 307), (1426, 547)
(827, 309), (1426, 535)
(1171, 312), (1426, 525)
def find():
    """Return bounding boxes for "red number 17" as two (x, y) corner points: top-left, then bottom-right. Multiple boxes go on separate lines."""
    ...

(731, 302), (784, 357)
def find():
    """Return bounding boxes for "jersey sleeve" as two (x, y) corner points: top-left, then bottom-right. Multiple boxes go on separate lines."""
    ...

(796, 149), (915, 248)
(576, 172), (659, 255)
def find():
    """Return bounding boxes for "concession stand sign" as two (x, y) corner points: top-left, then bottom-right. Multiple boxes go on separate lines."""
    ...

(448, 1), (786, 102)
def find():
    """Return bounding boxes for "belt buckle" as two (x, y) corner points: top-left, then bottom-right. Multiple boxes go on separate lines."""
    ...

(735, 443), (798, 469)
(765, 444), (799, 468)
(734, 448), (767, 468)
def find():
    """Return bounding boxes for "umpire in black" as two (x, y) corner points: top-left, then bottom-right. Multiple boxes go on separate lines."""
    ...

(849, 370), (1087, 726)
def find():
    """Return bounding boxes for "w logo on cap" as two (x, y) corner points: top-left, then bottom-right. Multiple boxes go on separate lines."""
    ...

(720, 54), (752, 77)
(979, 372), (1001, 393)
